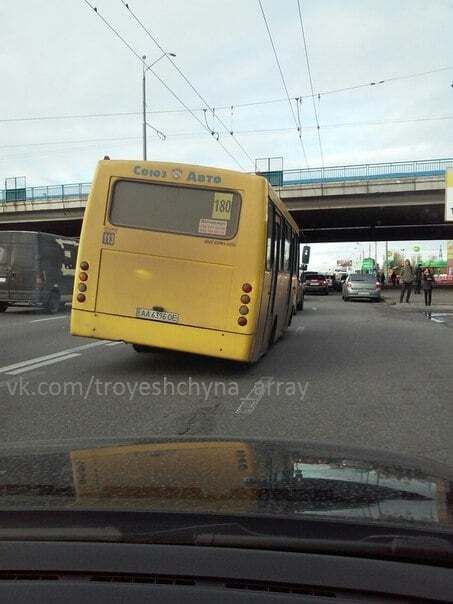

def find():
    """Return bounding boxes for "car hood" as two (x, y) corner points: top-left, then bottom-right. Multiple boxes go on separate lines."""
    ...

(0, 437), (452, 529)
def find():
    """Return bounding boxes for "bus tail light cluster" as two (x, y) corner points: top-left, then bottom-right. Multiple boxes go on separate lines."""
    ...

(238, 284), (252, 326)
(77, 261), (90, 303)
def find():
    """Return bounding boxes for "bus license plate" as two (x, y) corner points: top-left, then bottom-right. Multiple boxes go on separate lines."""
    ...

(136, 308), (179, 323)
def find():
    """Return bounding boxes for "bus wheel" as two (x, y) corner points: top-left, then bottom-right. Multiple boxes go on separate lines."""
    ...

(0, 302), (8, 312)
(268, 318), (277, 349)
(132, 343), (156, 353)
(296, 295), (304, 311)
(46, 292), (61, 314)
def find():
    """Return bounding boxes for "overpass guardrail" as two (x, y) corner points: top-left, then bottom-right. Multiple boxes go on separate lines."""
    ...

(0, 182), (91, 204)
(263, 157), (453, 187)
(1, 158), (452, 204)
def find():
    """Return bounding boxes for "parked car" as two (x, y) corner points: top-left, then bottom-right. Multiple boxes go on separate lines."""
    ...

(0, 230), (79, 313)
(302, 272), (329, 295)
(342, 273), (382, 302)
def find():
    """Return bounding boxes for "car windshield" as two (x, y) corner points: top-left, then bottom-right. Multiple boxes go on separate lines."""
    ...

(1, 0), (453, 554)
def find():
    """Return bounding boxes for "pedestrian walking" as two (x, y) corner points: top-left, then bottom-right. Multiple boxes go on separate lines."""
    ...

(415, 264), (423, 294)
(380, 271), (385, 287)
(422, 267), (435, 307)
(390, 271), (397, 288)
(399, 260), (415, 303)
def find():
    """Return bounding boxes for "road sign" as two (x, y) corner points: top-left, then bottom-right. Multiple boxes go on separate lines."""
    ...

(446, 169), (453, 222)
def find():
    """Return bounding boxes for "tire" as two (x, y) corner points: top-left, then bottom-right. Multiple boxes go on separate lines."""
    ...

(45, 291), (61, 314)
(299, 294), (305, 311)
(268, 318), (277, 350)
(0, 302), (8, 312)
(132, 343), (157, 353)
(296, 294), (304, 311)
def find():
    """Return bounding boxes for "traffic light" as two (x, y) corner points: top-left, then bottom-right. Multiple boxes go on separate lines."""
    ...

(302, 245), (311, 265)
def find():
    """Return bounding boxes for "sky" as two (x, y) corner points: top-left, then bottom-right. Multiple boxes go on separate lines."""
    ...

(1, 0), (452, 184)
(1, 0), (452, 262)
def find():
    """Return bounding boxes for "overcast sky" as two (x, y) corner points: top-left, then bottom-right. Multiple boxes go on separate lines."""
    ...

(1, 0), (452, 186)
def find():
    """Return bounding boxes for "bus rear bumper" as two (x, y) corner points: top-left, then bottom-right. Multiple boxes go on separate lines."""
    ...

(71, 309), (255, 362)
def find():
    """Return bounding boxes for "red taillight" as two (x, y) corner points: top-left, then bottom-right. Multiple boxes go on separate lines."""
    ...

(240, 294), (251, 304)
(79, 272), (88, 282)
(238, 317), (247, 326)
(242, 283), (252, 293)
(80, 261), (89, 271)
(77, 293), (86, 303)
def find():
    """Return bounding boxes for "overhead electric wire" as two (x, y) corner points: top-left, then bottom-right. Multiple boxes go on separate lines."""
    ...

(296, 0), (324, 167)
(82, 0), (246, 170)
(119, 0), (254, 167)
(2, 62), (452, 125)
(258, 0), (309, 167)
(5, 113), (453, 156)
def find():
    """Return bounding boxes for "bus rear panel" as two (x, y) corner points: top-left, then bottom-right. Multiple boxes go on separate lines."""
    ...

(71, 160), (269, 362)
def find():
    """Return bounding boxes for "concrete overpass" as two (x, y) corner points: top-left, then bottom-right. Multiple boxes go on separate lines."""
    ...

(1, 158), (452, 241)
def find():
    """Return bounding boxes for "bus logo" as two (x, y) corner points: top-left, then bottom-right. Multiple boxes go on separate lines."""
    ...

(172, 168), (183, 179)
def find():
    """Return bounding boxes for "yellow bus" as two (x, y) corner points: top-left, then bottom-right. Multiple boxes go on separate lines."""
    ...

(70, 440), (257, 506)
(71, 160), (300, 362)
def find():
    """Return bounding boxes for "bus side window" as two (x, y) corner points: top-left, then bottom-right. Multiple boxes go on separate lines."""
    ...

(278, 221), (284, 273)
(283, 223), (291, 273)
(266, 202), (274, 271)
(289, 233), (295, 274)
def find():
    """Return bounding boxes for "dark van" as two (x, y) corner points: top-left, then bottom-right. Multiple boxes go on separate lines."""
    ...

(0, 231), (79, 314)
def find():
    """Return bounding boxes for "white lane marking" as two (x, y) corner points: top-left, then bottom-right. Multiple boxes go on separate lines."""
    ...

(30, 315), (68, 323)
(430, 318), (445, 324)
(0, 340), (109, 374)
(105, 341), (124, 346)
(6, 353), (81, 375)
(235, 377), (272, 416)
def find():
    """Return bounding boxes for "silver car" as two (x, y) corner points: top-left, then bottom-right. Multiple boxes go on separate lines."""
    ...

(342, 274), (382, 301)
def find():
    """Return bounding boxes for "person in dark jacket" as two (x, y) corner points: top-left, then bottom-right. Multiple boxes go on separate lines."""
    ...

(415, 264), (423, 294)
(399, 260), (415, 303)
(390, 271), (397, 288)
(422, 268), (435, 306)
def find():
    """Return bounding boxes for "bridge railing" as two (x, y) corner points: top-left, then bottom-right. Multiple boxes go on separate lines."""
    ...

(280, 157), (453, 186)
(0, 182), (91, 204)
(1, 158), (452, 203)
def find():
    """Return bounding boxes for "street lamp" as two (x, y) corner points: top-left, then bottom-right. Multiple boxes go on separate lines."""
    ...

(142, 52), (176, 160)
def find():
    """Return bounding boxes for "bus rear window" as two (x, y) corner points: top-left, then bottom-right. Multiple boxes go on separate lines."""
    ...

(109, 180), (241, 239)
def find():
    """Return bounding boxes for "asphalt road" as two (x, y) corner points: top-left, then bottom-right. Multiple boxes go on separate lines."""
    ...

(0, 294), (452, 466)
